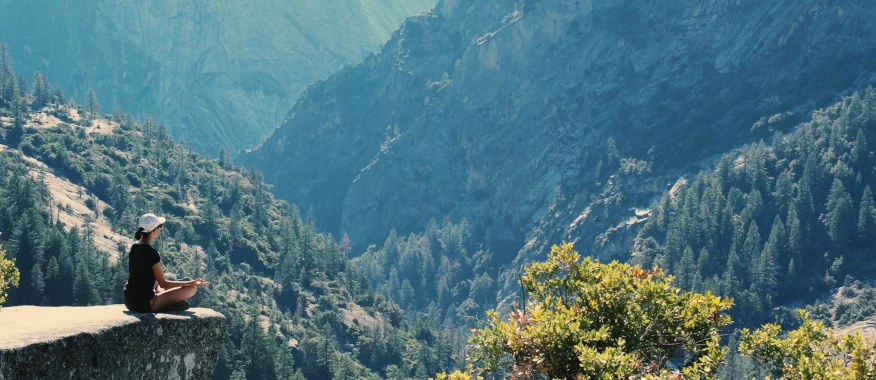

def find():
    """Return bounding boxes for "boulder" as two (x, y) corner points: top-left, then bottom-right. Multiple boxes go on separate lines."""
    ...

(0, 305), (225, 380)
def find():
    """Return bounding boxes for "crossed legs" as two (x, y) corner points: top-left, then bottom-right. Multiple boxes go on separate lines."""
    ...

(151, 286), (197, 312)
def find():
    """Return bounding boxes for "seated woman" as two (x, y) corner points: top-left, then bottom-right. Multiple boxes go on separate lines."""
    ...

(124, 213), (209, 312)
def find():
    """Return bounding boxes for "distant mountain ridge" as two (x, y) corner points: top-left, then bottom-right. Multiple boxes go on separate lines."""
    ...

(240, 0), (876, 264)
(0, 0), (436, 155)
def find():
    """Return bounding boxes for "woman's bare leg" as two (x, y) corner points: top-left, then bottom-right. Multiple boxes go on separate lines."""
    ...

(151, 286), (197, 312)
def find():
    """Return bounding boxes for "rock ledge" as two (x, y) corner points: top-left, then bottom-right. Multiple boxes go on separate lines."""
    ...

(0, 304), (225, 380)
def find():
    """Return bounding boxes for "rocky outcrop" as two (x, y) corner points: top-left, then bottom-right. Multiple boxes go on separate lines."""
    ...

(0, 0), (436, 154)
(0, 305), (225, 380)
(240, 0), (876, 264)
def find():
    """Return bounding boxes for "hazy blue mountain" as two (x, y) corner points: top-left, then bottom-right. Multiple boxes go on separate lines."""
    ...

(240, 0), (876, 266)
(0, 0), (436, 154)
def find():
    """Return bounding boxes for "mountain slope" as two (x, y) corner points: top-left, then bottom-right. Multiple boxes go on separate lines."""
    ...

(240, 0), (876, 263)
(0, 56), (455, 378)
(0, 0), (436, 154)
(632, 89), (876, 325)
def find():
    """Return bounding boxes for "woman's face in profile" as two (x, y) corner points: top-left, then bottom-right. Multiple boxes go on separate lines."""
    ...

(154, 225), (163, 238)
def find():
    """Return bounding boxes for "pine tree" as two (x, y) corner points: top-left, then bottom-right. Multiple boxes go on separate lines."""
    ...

(772, 130), (786, 156)
(797, 167), (816, 226)
(44, 256), (60, 305)
(73, 260), (99, 305)
(30, 263), (45, 305)
(8, 214), (41, 304)
(864, 86), (876, 125)
(275, 219), (301, 286)
(774, 170), (794, 216)
(851, 128), (868, 166)
(203, 198), (220, 242)
(0, 42), (9, 74)
(859, 185), (876, 242)
(275, 348), (298, 379)
(663, 220), (684, 272)
(594, 160), (604, 183)
(400, 279), (415, 308)
(32, 72), (48, 108)
(84, 88), (101, 118)
(323, 235), (343, 276)
(470, 272), (495, 306)
(382, 228), (399, 271)
(8, 103), (25, 146)
(747, 146), (770, 195)
(55, 88), (66, 105)
(241, 310), (276, 379)
(57, 247), (75, 305)
(696, 247), (711, 277)
(420, 246), (437, 292)
(109, 167), (131, 222)
(754, 238), (778, 306)
(340, 233), (352, 258)
(765, 216), (786, 265)
(741, 190), (763, 226)
(741, 222), (762, 278)
(229, 203), (245, 262)
(676, 246), (696, 290)
(18, 75), (27, 97)
(784, 259), (799, 299)
(606, 137), (620, 170)
(219, 145), (232, 169)
(299, 218), (317, 274)
(0, 42), (14, 102)
(786, 206), (803, 268)
(824, 178), (855, 249)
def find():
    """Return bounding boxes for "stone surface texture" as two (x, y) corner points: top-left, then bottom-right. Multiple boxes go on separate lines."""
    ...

(0, 0), (436, 154)
(0, 305), (225, 380)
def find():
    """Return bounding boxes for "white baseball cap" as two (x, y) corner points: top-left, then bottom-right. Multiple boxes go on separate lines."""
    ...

(138, 213), (166, 233)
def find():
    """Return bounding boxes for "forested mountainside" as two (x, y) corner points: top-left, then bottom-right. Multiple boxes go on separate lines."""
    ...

(0, 48), (457, 379)
(633, 89), (876, 327)
(2, 0), (876, 376)
(352, 219), (501, 342)
(348, 89), (876, 379)
(0, 0), (435, 154)
(240, 0), (876, 275)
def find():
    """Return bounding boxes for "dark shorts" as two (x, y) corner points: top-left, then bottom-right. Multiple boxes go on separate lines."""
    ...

(124, 288), (156, 313)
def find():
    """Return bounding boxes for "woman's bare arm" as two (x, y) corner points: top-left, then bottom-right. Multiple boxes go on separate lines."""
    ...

(151, 262), (196, 288)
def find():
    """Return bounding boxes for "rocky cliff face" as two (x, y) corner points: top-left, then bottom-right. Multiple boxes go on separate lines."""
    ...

(0, 305), (225, 380)
(240, 0), (876, 264)
(0, 0), (435, 154)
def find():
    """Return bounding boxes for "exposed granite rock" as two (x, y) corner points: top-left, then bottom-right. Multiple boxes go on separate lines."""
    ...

(0, 0), (436, 154)
(240, 0), (876, 268)
(0, 305), (225, 380)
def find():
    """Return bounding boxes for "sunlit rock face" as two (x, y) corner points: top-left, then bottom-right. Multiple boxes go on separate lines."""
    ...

(240, 0), (876, 264)
(0, 0), (436, 154)
(0, 305), (225, 380)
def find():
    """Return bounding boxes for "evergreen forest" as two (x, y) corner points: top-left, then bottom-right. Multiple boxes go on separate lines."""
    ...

(0, 43), (456, 379)
(2, 4), (876, 375)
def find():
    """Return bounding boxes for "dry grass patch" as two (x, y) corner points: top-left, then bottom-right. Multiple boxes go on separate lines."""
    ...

(342, 302), (382, 329)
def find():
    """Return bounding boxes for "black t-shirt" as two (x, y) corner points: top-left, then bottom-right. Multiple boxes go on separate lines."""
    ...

(125, 243), (160, 302)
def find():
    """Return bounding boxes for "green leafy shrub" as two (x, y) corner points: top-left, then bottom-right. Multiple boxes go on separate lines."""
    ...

(740, 311), (876, 379)
(469, 242), (733, 379)
(0, 235), (20, 310)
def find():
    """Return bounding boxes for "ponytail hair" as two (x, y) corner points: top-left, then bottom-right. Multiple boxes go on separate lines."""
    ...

(135, 227), (146, 240)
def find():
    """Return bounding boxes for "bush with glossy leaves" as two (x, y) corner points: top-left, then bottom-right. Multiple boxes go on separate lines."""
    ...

(740, 310), (876, 380)
(468, 242), (733, 379)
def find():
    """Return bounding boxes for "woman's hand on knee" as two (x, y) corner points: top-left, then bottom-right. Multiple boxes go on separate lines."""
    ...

(188, 278), (210, 287)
